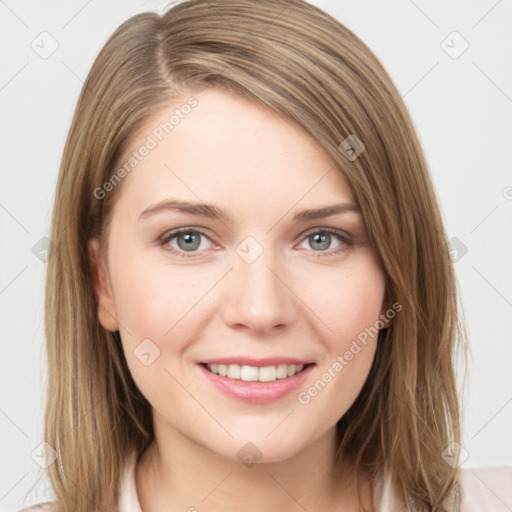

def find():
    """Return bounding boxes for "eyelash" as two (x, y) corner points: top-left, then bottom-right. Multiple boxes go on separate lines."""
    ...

(158, 227), (352, 258)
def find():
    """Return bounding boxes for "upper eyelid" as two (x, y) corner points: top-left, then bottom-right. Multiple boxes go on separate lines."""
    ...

(159, 226), (215, 244)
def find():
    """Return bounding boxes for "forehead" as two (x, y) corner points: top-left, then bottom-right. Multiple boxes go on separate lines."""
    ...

(111, 88), (355, 220)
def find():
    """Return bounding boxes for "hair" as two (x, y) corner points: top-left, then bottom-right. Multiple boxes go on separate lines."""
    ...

(38, 0), (466, 511)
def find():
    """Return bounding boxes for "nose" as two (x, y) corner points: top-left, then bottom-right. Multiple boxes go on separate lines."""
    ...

(221, 250), (297, 335)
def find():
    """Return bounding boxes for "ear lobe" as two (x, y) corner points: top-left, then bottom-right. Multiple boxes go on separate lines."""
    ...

(88, 238), (119, 332)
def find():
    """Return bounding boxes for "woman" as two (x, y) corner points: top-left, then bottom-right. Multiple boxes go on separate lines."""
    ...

(20, 0), (511, 511)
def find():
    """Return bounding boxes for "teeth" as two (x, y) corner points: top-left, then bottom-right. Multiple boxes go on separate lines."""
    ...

(206, 363), (305, 382)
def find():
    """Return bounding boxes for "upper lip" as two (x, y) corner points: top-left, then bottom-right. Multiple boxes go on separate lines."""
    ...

(200, 357), (314, 367)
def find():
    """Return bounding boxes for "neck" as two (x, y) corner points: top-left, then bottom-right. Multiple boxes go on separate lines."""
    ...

(135, 420), (374, 512)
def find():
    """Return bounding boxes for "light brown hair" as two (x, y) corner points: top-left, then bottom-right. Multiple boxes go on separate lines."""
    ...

(39, 0), (465, 510)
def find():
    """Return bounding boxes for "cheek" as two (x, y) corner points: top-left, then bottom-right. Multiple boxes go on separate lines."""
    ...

(299, 255), (386, 344)
(294, 257), (385, 413)
(108, 244), (226, 385)
(109, 240), (214, 335)
(108, 253), (207, 401)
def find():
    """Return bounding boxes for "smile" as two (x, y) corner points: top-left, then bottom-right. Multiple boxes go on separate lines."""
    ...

(197, 362), (315, 403)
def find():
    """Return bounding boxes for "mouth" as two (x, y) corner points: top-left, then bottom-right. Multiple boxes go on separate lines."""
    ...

(199, 362), (313, 383)
(197, 361), (315, 403)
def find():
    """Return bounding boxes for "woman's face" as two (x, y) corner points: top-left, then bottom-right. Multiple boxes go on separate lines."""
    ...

(90, 88), (386, 463)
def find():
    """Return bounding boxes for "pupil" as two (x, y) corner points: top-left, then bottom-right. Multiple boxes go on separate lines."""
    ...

(311, 233), (330, 251)
(178, 232), (200, 251)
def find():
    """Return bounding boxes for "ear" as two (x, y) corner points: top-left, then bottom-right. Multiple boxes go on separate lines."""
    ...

(88, 237), (119, 332)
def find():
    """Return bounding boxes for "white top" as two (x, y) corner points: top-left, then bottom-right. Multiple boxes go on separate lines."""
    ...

(20, 450), (512, 511)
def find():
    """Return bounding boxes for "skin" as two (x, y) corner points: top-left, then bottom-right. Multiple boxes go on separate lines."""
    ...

(89, 88), (387, 511)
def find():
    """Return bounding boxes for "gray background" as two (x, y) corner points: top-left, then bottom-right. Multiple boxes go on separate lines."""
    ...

(1, 0), (511, 510)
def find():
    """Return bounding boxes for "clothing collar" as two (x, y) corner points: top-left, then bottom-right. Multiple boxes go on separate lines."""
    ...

(118, 450), (143, 512)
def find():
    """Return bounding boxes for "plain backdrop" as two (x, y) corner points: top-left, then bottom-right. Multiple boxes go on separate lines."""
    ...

(1, 0), (511, 510)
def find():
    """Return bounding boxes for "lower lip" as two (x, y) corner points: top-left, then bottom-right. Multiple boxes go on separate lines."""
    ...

(197, 364), (314, 404)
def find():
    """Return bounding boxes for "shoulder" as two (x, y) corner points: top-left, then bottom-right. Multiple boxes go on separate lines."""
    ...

(18, 451), (139, 512)
(459, 466), (512, 512)
(18, 503), (56, 512)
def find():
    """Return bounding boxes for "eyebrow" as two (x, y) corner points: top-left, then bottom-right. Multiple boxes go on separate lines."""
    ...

(138, 199), (360, 222)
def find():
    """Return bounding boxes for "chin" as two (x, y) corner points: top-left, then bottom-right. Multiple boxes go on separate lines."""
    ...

(210, 431), (316, 467)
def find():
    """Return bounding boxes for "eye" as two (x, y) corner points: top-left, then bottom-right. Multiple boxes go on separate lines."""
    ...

(158, 227), (352, 258)
(159, 228), (214, 256)
(297, 228), (351, 255)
